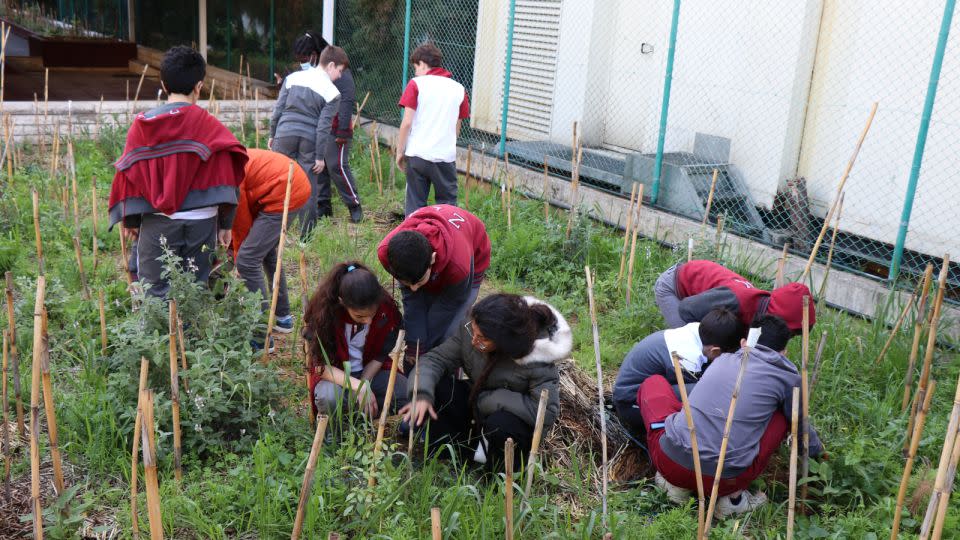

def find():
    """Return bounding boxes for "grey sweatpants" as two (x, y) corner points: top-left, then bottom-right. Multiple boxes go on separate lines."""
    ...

(137, 213), (217, 298)
(404, 156), (458, 216)
(272, 135), (320, 235)
(236, 210), (300, 318)
(314, 369), (409, 416)
(317, 139), (362, 211)
(654, 263), (686, 328)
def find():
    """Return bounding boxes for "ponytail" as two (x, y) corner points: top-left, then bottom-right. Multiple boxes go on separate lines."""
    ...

(292, 31), (329, 64)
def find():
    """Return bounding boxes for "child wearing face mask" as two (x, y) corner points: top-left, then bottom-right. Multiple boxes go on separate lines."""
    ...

(302, 261), (407, 420)
(269, 37), (347, 235)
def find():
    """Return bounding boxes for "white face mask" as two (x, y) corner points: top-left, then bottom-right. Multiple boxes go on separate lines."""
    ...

(300, 62), (313, 71)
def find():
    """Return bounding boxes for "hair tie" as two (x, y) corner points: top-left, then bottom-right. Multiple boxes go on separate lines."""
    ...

(346, 265), (356, 273)
(305, 32), (312, 38)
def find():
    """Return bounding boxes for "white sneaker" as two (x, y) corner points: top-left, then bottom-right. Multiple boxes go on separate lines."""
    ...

(655, 471), (692, 504)
(713, 490), (767, 518)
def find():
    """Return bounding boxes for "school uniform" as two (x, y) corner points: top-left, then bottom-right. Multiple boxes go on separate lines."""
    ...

(316, 68), (362, 218)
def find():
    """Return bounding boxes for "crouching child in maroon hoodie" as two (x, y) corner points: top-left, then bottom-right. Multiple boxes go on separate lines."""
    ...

(378, 204), (490, 364)
(109, 46), (248, 298)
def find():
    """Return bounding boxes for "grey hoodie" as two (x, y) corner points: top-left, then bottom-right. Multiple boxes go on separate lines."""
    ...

(661, 345), (823, 477)
(269, 67), (340, 156)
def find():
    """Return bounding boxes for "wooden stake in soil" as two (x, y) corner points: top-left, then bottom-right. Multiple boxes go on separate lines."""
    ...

(625, 185), (646, 306)
(505, 437), (515, 540)
(368, 331), (405, 488)
(133, 63), (149, 112)
(584, 266), (609, 529)
(918, 368), (960, 540)
(774, 243), (790, 289)
(175, 311), (189, 393)
(817, 192), (845, 299)
(39, 307), (65, 496)
(464, 145), (473, 210)
(291, 414), (330, 540)
(262, 161), (295, 362)
(169, 301), (183, 482)
(810, 330), (828, 395)
(671, 352), (706, 539)
(98, 291), (108, 356)
(702, 168), (719, 226)
(431, 507), (442, 540)
(407, 341), (420, 457)
(4, 272), (24, 439)
(68, 141), (81, 233)
(565, 144), (583, 240)
(255, 88), (261, 148)
(929, 432), (960, 540)
(901, 263), (935, 413)
(907, 255), (950, 450)
(72, 237), (91, 300)
(92, 183), (99, 270)
(801, 103), (878, 283)
(875, 278), (922, 366)
(618, 182), (639, 283)
(522, 388), (549, 500)
(800, 296), (812, 504)
(32, 190), (45, 275)
(352, 91), (371, 130)
(139, 390), (164, 540)
(2, 330), (10, 499)
(130, 357), (149, 540)
(786, 387), (800, 540)
(703, 327), (761, 537)
(119, 225), (133, 286)
(891, 378), (936, 540)
(29, 276), (45, 540)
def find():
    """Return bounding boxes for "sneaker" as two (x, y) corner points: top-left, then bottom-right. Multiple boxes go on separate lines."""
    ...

(713, 490), (767, 518)
(655, 471), (692, 504)
(251, 336), (276, 354)
(273, 315), (294, 334)
(349, 205), (363, 224)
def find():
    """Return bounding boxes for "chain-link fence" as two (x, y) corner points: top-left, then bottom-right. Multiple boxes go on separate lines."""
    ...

(334, 0), (958, 294)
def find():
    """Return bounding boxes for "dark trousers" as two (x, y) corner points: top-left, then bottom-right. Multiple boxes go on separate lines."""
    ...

(404, 156), (458, 216)
(236, 211), (300, 318)
(137, 213), (216, 298)
(317, 139), (362, 212)
(272, 135), (320, 235)
(422, 377), (533, 471)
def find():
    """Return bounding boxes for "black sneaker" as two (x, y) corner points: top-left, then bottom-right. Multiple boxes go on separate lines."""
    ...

(349, 205), (363, 224)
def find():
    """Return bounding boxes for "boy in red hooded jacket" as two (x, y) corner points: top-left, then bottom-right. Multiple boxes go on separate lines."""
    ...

(377, 204), (490, 360)
(653, 260), (815, 333)
(109, 46), (248, 298)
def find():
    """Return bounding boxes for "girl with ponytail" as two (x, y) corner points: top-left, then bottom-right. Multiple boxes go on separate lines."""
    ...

(303, 261), (406, 419)
(400, 293), (571, 470)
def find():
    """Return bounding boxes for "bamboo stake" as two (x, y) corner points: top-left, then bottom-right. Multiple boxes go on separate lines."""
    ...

(800, 296), (812, 505)
(544, 201), (549, 223)
(625, 185), (646, 305)
(255, 88), (261, 148)
(774, 243), (790, 288)
(3, 114), (11, 182)
(39, 307), (64, 496)
(2, 330), (10, 499)
(49, 120), (60, 181)
(565, 144), (583, 240)
(702, 168), (718, 226)
(139, 390), (163, 540)
(4, 272), (24, 440)
(703, 327), (761, 537)
(133, 63), (149, 112)
(291, 414), (330, 540)
(875, 279), (922, 366)
(352, 91), (371, 130)
(715, 213), (726, 249)
(908, 255), (950, 450)
(431, 507), (442, 540)
(506, 158), (513, 230)
(32, 190), (44, 275)
(810, 330), (828, 395)
(176, 311), (189, 393)
(522, 388), (549, 500)
(298, 252), (314, 425)
(92, 183), (99, 270)
(407, 341), (421, 457)
(930, 432), (960, 540)
(671, 351), (705, 539)
(786, 387), (800, 540)
(891, 378), (936, 540)
(368, 330), (405, 488)
(98, 291), (107, 356)
(169, 301), (183, 482)
(618, 182), (639, 283)
(373, 129), (384, 194)
(262, 161), (295, 362)
(130, 357), (149, 540)
(901, 264), (935, 415)
(29, 276), (45, 540)
(584, 266), (609, 529)
(96, 95), (103, 138)
(817, 193), (845, 299)
(504, 437), (515, 540)
(369, 132), (379, 191)
(687, 238), (694, 263)
(801, 103), (878, 282)
(72, 237), (91, 300)
(919, 368), (960, 540)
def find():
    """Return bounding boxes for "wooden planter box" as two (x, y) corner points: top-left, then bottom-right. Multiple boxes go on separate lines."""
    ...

(1, 17), (136, 68)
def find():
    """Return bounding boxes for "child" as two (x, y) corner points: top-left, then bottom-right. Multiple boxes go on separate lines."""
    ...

(269, 41), (346, 234)
(377, 204), (490, 362)
(109, 46), (248, 298)
(401, 293), (571, 470)
(654, 260), (815, 333)
(302, 262), (406, 418)
(231, 149), (312, 336)
(639, 315), (824, 517)
(612, 308), (743, 442)
(396, 42), (470, 216)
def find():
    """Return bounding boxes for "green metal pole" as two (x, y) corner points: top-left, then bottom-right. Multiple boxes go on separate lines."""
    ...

(269, 0), (275, 81)
(401, 0), (413, 88)
(650, 0), (682, 205)
(889, 0), (955, 280)
(497, 0), (517, 157)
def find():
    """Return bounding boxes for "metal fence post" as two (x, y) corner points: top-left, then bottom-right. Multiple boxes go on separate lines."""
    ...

(889, 0), (956, 280)
(650, 0), (682, 205)
(402, 0), (413, 89)
(498, 0), (518, 157)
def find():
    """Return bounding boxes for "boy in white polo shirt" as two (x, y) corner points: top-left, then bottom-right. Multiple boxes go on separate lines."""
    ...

(396, 43), (470, 216)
